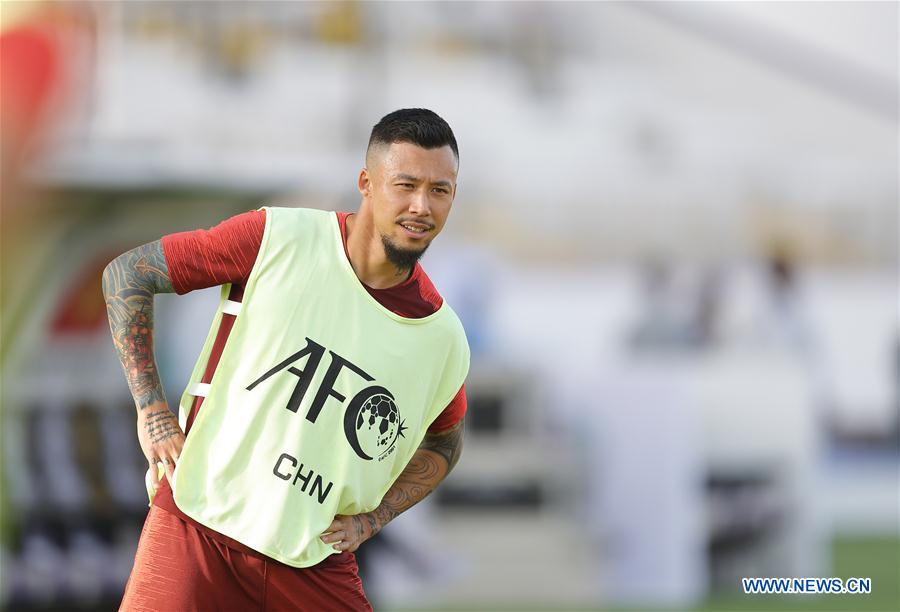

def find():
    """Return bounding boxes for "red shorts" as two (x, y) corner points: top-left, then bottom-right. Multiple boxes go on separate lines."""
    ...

(120, 506), (371, 612)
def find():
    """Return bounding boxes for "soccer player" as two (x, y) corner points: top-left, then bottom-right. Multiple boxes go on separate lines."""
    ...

(103, 109), (469, 610)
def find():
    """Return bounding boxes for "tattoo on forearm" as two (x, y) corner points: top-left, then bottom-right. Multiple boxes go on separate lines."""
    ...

(102, 241), (174, 411)
(352, 515), (365, 540)
(365, 512), (380, 537)
(372, 419), (464, 531)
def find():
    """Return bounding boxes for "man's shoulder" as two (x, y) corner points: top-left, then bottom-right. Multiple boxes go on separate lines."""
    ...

(412, 263), (444, 312)
(414, 266), (468, 344)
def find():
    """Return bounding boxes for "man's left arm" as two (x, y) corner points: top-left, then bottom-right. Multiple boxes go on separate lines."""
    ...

(321, 417), (464, 553)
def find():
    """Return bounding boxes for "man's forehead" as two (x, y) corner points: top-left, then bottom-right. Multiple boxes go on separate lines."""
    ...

(368, 142), (458, 178)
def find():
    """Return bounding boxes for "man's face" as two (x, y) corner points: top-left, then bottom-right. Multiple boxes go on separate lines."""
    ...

(359, 141), (458, 268)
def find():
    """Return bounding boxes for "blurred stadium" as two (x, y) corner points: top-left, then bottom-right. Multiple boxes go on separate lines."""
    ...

(1, 1), (897, 611)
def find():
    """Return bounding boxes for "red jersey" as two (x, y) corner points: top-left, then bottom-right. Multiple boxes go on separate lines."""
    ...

(153, 209), (466, 561)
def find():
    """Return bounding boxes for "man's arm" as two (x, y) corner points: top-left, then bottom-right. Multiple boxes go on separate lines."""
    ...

(102, 240), (184, 488)
(321, 417), (464, 552)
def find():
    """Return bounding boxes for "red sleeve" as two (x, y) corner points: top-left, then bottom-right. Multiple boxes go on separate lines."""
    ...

(161, 209), (266, 294)
(427, 384), (467, 433)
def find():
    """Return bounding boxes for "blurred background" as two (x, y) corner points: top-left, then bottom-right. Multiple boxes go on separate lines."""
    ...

(1, 1), (897, 611)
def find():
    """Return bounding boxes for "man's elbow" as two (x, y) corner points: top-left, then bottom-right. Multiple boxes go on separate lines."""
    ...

(101, 256), (125, 300)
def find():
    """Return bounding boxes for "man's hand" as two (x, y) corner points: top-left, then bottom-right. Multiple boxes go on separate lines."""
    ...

(320, 419), (465, 553)
(320, 512), (381, 553)
(137, 402), (185, 488)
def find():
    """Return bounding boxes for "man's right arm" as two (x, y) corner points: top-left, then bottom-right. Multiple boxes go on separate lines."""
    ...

(102, 240), (184, 488)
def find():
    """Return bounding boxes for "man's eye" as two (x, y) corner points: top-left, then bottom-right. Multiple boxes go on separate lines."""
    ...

(433, 188), (449, 194)
(397, 183), (414, 189)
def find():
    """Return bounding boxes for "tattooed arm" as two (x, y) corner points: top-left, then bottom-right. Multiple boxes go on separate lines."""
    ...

(102, 240), (184, 487)
(321, 418), (464, 553)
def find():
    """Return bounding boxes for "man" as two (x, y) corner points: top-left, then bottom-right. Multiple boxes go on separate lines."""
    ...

(102, 109), (469, 610)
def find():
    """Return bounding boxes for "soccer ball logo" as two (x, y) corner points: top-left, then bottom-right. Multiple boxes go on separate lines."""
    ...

(355, 393), (406, 459)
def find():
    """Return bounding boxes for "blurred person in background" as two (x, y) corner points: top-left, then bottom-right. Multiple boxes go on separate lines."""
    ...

(102, 109), (470, 610)
(759, 243), (814, 354)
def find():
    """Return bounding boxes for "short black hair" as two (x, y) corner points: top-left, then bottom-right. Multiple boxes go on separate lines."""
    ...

(367, 108), (458, 162)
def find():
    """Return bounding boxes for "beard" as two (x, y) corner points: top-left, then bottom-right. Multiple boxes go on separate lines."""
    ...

(381, 233), (429, 272)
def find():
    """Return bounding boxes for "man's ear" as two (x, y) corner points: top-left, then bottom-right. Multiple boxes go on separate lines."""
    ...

(358, 168), (371, 198)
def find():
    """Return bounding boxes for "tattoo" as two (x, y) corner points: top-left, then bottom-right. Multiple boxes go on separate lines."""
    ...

(143, 409), (181, 444)
(372, 418), (465, 531)
(102, 241), (174, 411)
(351, 515), (365, 540)
(365, 513), (380, 538)
(420, 419), (465, 473)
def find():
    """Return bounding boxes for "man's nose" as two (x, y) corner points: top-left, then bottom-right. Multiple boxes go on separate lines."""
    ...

(408, 190), (431, 216)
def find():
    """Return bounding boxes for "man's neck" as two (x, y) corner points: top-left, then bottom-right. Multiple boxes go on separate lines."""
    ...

(345, 213), (412, 289)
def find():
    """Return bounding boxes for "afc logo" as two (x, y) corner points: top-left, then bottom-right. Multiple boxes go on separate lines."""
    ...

(246, 337), (406, 461)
